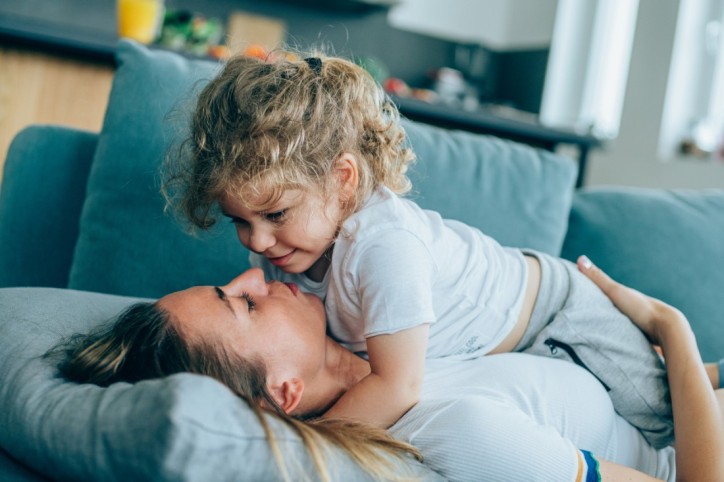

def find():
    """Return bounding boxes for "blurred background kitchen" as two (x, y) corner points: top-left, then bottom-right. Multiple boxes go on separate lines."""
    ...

(1, 0), (722, 188)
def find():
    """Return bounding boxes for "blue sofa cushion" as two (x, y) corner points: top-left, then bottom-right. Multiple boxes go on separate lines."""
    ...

(561, 187), (724, 361)
(67, 41), (245, 298)
(0, 287), (436, 481)
(404, 120), (576, 254)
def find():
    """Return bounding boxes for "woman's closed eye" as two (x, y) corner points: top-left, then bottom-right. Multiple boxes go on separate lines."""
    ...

(240, 292), (256, 312)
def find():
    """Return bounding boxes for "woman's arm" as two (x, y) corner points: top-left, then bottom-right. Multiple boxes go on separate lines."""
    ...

(578, 255), (724, 481)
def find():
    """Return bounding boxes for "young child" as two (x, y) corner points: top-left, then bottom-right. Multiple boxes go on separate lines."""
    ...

(166, 50), (675, 448)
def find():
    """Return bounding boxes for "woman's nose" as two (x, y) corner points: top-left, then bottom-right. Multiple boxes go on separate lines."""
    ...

(225, 268), (269, 296)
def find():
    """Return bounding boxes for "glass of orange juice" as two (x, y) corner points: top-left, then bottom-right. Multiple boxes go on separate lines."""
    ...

(117, 0), (165, 44)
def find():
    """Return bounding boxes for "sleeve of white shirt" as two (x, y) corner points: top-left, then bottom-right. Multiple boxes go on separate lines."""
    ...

(350, 229), (437, 338)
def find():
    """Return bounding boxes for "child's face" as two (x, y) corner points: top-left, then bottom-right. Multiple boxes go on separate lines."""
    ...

(220, 187), (343, 278)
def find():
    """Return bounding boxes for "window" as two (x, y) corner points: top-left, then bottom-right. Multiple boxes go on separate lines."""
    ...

(660, 0), (724, 160)
(540, 0), (639, 139)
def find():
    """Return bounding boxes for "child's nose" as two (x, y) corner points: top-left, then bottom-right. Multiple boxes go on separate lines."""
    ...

(226, 268), (269, 295)
(248, 226), (275, 253)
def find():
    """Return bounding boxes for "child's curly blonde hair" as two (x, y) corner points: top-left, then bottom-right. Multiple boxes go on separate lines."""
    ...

(166, 50), (415, 229)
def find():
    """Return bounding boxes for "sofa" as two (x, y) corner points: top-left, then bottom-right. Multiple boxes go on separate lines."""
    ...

(1, 40), (723, 481)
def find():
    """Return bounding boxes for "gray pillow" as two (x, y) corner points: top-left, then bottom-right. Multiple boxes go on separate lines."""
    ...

(0, 287), (438, 481)
(561, 187), (724, 361)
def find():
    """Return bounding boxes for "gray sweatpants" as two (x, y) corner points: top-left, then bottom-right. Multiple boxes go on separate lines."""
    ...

(514, 250), (674, 449)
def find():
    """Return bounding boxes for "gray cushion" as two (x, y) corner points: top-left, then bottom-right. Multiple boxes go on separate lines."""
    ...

(561, 187), (724, 361)
(68, 40), (576, 299)
(0, 287), (439, 481)
(404, 120), (576, 255)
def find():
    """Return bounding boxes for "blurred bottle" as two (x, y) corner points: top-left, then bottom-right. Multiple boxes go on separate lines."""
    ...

(117, 0), (165, 44)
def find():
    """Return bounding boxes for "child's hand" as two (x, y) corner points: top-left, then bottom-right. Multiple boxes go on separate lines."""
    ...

(577, 255), (687, 346)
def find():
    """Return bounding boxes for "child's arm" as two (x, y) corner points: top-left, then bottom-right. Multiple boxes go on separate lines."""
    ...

(322, 323), (430, 428)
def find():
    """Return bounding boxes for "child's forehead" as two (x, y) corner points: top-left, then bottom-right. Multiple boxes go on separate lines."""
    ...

(220, 185), (308, 210)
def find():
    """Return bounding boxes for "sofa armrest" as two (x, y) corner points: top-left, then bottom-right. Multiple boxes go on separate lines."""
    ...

(0, 125), (98, 288)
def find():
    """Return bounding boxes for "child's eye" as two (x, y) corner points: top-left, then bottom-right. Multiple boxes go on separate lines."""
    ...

(241, 292), (256, 312)
(225, 215), (248, 226)
(265, 209), (288, 224)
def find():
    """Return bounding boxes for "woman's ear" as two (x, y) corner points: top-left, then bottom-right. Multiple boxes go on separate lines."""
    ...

(268, 378), (305, 414)
(334, 153), (359, 202)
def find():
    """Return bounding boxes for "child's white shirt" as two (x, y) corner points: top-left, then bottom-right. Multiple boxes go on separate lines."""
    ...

(251, 186), (528, 359)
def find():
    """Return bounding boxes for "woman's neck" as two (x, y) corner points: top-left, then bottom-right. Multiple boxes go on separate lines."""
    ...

(300, 338), (370, 416)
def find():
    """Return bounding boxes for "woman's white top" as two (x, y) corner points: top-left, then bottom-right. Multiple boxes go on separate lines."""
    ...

(391, 353), (675, 481)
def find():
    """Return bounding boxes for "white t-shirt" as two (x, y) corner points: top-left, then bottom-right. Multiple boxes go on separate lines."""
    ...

(391, 353), (675, 481)
(252, 186), (528, 359)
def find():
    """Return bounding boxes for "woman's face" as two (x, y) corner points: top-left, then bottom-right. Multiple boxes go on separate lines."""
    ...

(157, 268), (328, 380)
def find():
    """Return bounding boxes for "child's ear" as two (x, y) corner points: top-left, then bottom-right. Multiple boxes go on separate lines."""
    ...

(334, 153), (359, 201)
(268, 378), (305, 414)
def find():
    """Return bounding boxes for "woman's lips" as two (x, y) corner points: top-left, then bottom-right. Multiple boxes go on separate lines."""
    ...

(285, 282), (299, 296)
(268, 250), (295, 267)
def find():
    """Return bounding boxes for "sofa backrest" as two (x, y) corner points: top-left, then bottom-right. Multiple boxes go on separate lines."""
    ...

(0, 40), (577, 298)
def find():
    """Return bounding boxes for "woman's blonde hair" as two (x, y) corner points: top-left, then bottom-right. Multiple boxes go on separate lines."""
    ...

(165, 49), (415, 229)
(50, 302), (422, 482)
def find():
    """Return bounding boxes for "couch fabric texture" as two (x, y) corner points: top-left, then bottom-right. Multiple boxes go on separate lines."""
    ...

(1, 40), (722, 481)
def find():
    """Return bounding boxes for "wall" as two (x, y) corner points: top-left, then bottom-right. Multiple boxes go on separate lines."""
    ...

(585, 0), (724, 188)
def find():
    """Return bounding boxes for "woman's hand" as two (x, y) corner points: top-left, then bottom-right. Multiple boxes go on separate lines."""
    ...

(577, 255), (724, 481)
(576, 255), (688, 347)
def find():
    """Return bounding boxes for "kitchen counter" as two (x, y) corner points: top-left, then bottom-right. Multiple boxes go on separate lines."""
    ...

(0, 0), (117, 61)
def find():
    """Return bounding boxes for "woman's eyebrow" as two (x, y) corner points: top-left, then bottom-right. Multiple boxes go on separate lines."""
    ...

(214, 286), (235, 316)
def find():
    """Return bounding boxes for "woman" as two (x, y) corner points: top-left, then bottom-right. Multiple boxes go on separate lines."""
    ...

(54, 257), (724, 481)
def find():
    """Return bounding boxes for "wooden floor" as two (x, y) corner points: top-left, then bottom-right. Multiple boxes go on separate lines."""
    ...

(0, 47), (114, 186)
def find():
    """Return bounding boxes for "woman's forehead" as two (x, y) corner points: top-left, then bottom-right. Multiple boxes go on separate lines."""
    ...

(157, 286), (235, 342)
